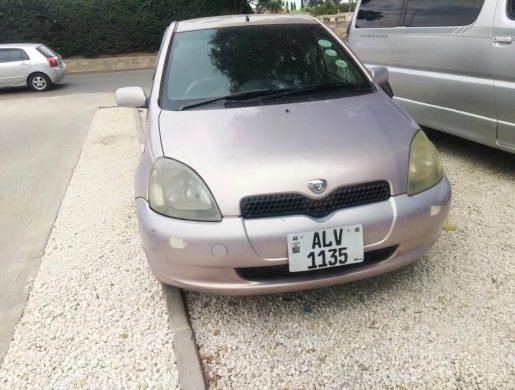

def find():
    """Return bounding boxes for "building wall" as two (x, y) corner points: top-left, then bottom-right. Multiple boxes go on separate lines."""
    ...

(316, 13), (353, 37)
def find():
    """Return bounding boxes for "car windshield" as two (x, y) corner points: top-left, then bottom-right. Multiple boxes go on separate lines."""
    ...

(161, 24), (372, 111)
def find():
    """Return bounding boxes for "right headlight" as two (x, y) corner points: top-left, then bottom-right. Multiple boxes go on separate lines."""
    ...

(148, 158), (222, 222)
(407, 130), (444, 196)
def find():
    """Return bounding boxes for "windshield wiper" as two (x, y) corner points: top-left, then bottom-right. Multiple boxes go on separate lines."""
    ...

(178, 89), (281, 111)
(256, 83), (360, 102)
(178, 84), (360, 110)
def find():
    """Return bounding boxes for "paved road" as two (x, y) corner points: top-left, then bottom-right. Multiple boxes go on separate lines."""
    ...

(0, 70), (153, 101)
(0, 70), (151, 363)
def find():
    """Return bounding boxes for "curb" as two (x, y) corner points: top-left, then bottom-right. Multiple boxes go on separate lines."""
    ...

(163, 286), (207, 390)
(132, 109), (145, 145)
(67, 67), (154, 75)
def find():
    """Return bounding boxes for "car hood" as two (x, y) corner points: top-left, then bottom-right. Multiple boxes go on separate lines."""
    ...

(159, 91), (418, 216)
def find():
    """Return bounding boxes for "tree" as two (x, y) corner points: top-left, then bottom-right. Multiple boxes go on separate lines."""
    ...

(293, 2), (297, 10)
(290, 1), (293, 11)
(300, 0), (304, 9)
(255, 0), (284, 13)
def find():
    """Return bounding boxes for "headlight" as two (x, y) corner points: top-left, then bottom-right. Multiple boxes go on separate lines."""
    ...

(148, 158), (222, 222)
(407, 130), (444, 196)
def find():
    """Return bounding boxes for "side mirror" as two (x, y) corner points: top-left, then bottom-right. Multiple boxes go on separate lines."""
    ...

(116, 87), (147, 108)
(367, 66), (389, 86)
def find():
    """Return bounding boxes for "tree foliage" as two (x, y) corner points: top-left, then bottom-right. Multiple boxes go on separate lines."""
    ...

(255, 0), (284, 13)
(305, 0), (354, 15)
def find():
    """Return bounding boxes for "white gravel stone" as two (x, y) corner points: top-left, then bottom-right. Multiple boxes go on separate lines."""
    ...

(0, 107), (179, 389)
(186, 131), (515, 389)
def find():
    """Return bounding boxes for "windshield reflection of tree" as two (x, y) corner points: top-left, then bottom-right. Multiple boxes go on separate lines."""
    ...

(208, 26), (323, 93)
(357, 10), (384, 23)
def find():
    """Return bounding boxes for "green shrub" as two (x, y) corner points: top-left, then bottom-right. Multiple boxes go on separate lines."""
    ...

(0, 0), (252, 57)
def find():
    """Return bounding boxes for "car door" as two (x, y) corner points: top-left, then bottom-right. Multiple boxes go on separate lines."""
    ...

(492, 0), (515, 149)
(0, 49), (31, 86)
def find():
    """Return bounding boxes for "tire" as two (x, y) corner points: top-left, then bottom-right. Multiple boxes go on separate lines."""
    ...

(28, 73), (52, 92)
(380, 82), (394, 99)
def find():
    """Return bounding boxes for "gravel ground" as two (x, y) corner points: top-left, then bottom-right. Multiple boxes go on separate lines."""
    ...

(186, 132), (515, 389)
(0, 108), (179, 389)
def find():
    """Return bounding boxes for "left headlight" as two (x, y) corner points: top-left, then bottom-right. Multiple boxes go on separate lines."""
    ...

(148, 158), (222, 222)
(407, 130), (444, 196)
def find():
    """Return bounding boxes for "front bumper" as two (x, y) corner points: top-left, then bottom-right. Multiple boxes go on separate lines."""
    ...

(136, 177), (451, 295)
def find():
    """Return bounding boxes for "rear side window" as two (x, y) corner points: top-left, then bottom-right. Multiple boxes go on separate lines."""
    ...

(0, 49), (28, 63)
(509, 0), (515, 19)
(404, 0), (486, 27)
(37, 45), (58, 58)
(356, 0), (486, 28)
(356, 0), (405, 28)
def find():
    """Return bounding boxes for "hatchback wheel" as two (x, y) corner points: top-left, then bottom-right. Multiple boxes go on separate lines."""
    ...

(28, 73), (52, 92)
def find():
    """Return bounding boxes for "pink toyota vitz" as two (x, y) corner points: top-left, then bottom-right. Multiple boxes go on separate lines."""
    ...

(116, 15), (451, 295)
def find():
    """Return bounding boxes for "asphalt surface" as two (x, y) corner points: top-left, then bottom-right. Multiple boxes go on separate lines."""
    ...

(0, 70), (153, 101)
(0, 70), (152, 364)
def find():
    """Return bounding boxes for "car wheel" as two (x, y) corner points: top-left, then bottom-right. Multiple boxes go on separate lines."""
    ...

(28, 73), (52, 92)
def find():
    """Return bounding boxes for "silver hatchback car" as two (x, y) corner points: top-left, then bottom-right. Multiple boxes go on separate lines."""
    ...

(117, 15), (451, 295)
(0, 43), (67, 92)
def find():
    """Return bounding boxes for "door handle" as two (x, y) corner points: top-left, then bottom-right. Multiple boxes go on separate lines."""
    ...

(20, 62), (29, 66)
(493, 36), (512, 44)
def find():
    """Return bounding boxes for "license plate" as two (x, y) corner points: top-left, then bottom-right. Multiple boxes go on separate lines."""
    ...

(287, 225), (364, 272)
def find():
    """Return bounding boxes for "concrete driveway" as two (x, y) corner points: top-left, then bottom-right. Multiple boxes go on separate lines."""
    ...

(0, 70), (151, 363)
(0, 93), (113, 361)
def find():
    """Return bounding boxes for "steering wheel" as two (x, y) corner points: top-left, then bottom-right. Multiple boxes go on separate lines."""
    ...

(185, 78), (227, 97)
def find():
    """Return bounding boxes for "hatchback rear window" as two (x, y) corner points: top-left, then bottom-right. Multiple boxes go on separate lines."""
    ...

(161, 24), (371, 111)
(37, 45), (58, 58)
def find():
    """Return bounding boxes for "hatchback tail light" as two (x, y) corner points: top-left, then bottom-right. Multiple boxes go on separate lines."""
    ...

(47, 58), (58, 68)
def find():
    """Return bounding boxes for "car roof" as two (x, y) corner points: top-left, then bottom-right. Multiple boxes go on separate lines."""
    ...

(0, 43), (42, 49)
(176, 14), (319, 33)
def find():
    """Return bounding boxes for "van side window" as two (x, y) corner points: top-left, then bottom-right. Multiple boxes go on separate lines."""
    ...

(356, 0), (405, 28)
(356, 0), (486, 28)
(508, 0), (515, 19)
(404, 0), (486, 27)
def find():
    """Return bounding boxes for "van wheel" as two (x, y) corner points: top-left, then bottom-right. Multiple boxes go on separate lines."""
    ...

(380, 82), (394, 99)
(28, 73), (52, 92)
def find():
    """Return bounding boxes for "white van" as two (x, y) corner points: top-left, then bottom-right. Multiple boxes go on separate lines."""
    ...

(348, 0), (515, 153)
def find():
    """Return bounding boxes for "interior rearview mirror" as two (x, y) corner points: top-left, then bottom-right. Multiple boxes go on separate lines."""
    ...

(115, 87), (147, 108)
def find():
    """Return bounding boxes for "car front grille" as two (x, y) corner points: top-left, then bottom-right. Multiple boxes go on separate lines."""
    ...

(236, 246), (398, 282)
(240, 181), (390, 219)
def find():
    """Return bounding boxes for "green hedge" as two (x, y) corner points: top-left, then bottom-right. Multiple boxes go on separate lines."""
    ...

(0, 0), (252, 57)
